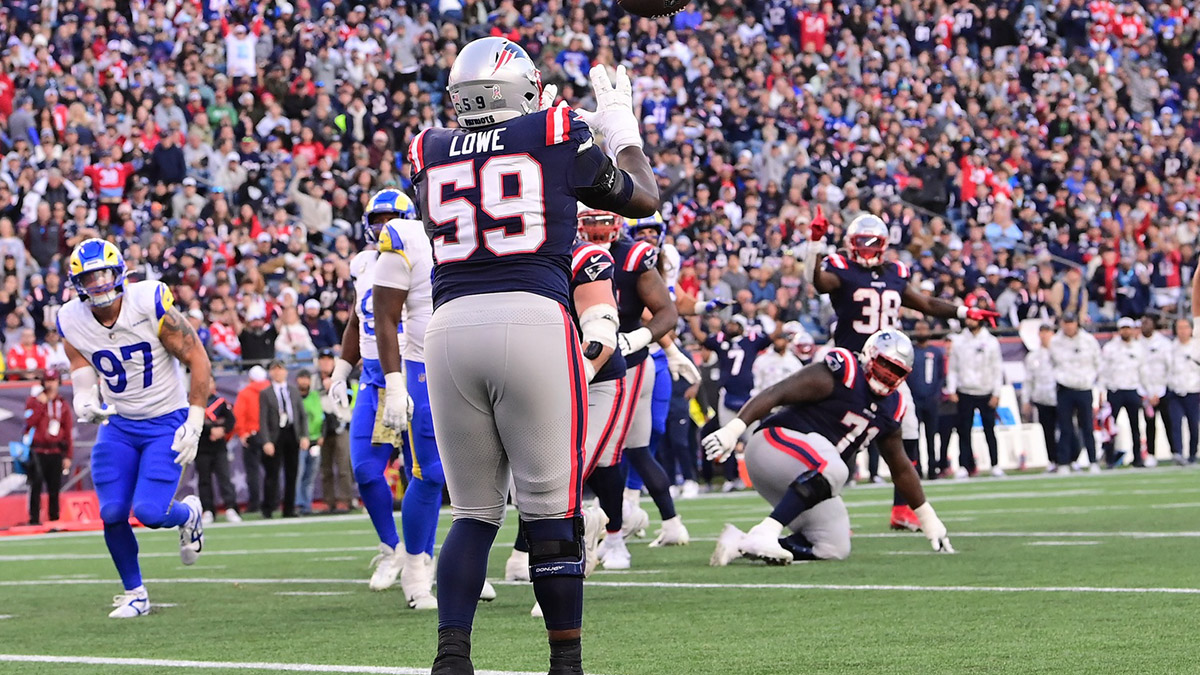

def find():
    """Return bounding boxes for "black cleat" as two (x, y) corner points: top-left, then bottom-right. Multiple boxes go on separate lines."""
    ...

(432, 628), (474, 675)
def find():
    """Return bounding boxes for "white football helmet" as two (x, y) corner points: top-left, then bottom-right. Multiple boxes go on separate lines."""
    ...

(861, 328), (914, 396)
(447, 38), (542, 128)
(791, 330), (816, 363)
(845, 214), (889, 268)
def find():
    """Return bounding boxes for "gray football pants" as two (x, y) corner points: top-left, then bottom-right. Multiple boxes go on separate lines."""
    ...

(424, 292), (587, 526)
(744, 427), (852, 560)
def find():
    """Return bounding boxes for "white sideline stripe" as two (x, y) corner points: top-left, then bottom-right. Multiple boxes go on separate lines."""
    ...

(566, 581), (1200, 595)
(687, 530), (1200, 543)
(5, 576), (1200, 596)
(1026, 541), (1101, 546)
(0, 654), (549, 675)
(276, 591), (350, 596)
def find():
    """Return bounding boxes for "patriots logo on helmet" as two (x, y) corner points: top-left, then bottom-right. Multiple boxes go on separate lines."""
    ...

(583, 255), (611, 281)
(492, 41), (526, 74)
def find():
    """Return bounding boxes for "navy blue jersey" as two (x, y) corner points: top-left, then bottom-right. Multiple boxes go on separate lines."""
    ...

(610, 236), (660, 368)
(824, 253), (911, 354)
(760, 348), (905, 466)
(411, 104), (602, 309)
(704, 328), (773, 410)
(569, 241), (625, 384)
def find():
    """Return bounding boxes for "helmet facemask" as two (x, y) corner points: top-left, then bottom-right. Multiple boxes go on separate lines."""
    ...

(578, 210), (621, 247)
(848, 233), (887, 267)
(865, 353), (910, 396)
(75, 268), (123, 307)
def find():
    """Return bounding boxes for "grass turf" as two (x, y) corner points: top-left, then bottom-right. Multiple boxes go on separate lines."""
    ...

(1, 467), (1199, 675)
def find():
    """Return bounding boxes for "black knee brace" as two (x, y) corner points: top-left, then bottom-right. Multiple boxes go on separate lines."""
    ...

(788, 470), (833, 509)
(527, 516), (586, 579)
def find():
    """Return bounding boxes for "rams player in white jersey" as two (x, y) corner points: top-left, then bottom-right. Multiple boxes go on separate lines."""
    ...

(58, 238), (211, 618)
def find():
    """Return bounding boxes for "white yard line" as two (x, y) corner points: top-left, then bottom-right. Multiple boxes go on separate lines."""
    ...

(0, 654), (551, 675)
(4, 576), (1200, 596)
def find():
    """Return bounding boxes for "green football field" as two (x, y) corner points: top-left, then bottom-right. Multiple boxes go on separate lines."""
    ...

(2, 468), (1199, 675)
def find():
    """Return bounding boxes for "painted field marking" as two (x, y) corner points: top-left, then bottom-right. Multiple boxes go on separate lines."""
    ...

(0, 654), (553, 675)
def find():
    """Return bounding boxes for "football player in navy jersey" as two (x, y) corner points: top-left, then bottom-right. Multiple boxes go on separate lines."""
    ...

(374, 38), (658, 675)
(686, 312), (785, 479)
(578, 209), (689, 569)
(504, 208), (632, 616)
(703, 330), (956, 565)
(806, 209), (997, 530)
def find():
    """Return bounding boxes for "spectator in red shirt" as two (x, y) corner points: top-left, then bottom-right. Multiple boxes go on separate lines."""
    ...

(7, 328), (46, 380)
(23, 368), (72, 525)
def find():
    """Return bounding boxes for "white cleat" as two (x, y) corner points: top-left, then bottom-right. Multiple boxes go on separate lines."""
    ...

(1056, 465), (1073, 475)
(598, 532), (631, 570)
(479, 581), (497, 602)
(738, 523), (793, 565)
(531, 602), (543, 618)
(620, 500), (650, 540)
(108, 586), (150, 618)
(582, 504), (607, 577)
(1145, 455), (1159, 468)
(368, 544), (403, 591)
(504, 549), (530, 581)
(990, 467), (1006, 478)
(710, 524), (745, 567)
(179, 496), (204, 565)
(224, 508), (242, 523)
(649, 515), (689, 547)
(680, 480), (700, 499)
(1088, 463), (1102, 474)
(953, 466), (969, 479)
(401, 552), (437, 609)
(201, 510), (214, 526)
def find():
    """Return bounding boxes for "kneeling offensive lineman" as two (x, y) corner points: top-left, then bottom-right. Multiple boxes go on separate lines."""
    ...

(703, 329), (955, 565)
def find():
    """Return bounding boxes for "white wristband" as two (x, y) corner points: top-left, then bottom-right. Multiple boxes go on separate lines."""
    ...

(956, 305), (969, 320)
(623, 327), (654, 354)
(723, 418), (747, 438)
(185, 405), (205, 428)
(384, 371), (406, 395)
(332, 358), (354, 384)
(914, 502), (937, 526)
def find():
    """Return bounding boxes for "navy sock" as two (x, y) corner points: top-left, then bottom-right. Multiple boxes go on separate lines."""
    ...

(524, 518), (584, 632)
(104, 522), (142, 590)
(769, 486), (809, 526)
(587, 465), (625, 533)
(778, 532), (818, 560)
(624, 446), (676, 521)
(514, 524), (529, 553)
(436, 518), (499, 632)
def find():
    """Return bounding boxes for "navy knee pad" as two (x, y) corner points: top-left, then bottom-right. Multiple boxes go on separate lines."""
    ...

(524, 517), (585, 579)
(788, 469), (833, 509)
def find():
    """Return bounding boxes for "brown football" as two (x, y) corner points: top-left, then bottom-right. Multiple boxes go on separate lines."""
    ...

(617, 0), (687, 19)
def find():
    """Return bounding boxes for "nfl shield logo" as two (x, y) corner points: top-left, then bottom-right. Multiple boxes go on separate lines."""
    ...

(491, 85), (503, 101)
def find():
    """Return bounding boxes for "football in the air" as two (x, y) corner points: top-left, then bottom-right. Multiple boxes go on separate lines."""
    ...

(618, 0), (687, 19)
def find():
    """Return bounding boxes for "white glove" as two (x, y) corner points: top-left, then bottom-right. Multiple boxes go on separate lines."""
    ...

(914, 502), (956, 553)
(575, 65), (642, 157)
(382, 372), (412, 432)
(617, 327), (654, 357)
(171, 406), (205, 466)
(702, 419), (747, 463)
(663, 343), (700, 384)
(538, 84), (559, 111)
(74, 384), (112, 424)
(329, 358), (353, 409)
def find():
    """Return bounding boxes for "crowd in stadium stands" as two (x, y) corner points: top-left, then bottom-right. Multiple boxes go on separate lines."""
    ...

(1, 0), (1200, 383)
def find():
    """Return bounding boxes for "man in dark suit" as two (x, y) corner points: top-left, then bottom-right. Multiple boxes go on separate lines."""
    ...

(258, 360), (308, 518)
